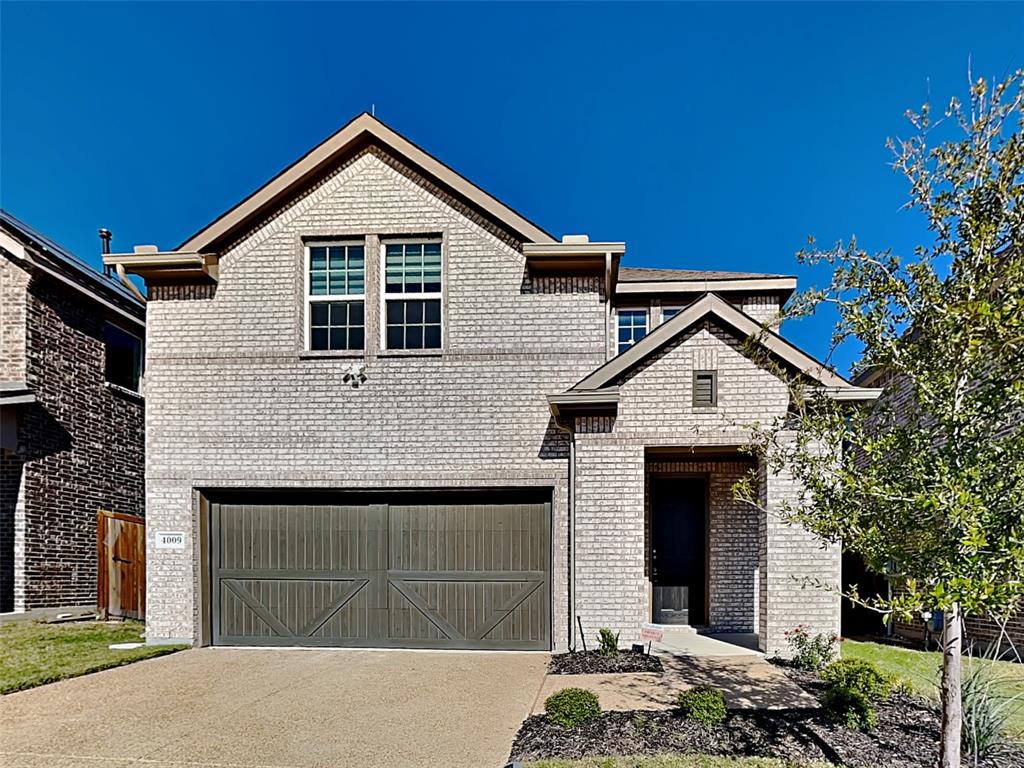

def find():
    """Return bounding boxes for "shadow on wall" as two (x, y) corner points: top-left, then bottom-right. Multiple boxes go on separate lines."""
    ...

(538, 415), (569, 461)
(0, 404), (73, 613)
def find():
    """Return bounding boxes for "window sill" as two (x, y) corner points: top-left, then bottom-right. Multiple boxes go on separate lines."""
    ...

(299, 350), (365, 360)
(105, 382), (144, 402)
(376, 348), (444, 358)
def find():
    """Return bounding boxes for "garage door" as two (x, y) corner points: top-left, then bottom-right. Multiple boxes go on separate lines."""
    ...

(209, 494), (550, 650)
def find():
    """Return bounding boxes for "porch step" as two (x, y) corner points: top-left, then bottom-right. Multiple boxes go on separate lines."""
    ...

(644, 623), (700, 635)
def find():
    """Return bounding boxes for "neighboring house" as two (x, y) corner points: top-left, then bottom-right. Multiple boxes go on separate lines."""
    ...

(849, 366), (1023, 655)
(105, 113), (878, 653)
(0, 211), (146, 614)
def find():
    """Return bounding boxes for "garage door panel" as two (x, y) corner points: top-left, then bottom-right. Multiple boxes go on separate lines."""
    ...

(211, 496), (549, 650)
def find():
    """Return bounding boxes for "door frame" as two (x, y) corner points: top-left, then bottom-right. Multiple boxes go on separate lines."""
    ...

(647, 472), (710, 626)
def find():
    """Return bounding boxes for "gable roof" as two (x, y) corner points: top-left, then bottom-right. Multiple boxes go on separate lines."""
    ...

(570, 293), (874, 396)
(177, 113), (556, 255)
(618, 267), (793, 282)
(0, 210), (145, 326)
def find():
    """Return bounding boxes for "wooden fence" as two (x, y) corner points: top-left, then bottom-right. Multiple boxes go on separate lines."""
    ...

(97, 510), (145, 620)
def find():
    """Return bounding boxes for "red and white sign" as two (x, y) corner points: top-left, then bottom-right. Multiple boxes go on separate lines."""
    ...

(640, 625), (664, 642)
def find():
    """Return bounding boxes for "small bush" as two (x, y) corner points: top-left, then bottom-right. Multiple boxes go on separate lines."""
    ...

(962, 646), (1024, 759)
(889, 675), (915, 697)
(544, 687), (601, 728)
(821, 658), (892, 700)
(676, 685), (727, 725)
(597, 627), (620, 657)
(783, 624), (838, 671)
(822, 686), (877, 730)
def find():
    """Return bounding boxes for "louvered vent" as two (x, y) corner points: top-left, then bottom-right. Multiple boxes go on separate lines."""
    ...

(693, 370), (718, 407)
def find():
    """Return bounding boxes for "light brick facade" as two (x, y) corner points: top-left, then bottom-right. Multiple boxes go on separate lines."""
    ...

(139, 134), (844, 653)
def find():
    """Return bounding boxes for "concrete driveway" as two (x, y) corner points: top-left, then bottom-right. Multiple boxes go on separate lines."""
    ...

(0, 647), (549, 768)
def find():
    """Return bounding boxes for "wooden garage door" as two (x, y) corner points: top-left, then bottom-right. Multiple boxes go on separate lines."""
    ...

(210, 496), (550, 650)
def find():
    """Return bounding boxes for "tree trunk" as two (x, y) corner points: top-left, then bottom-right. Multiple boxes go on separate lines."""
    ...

(939, 602), (963, 768)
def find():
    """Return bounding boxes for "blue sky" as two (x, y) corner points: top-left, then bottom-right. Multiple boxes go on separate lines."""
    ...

(2, 2), (1021, 373)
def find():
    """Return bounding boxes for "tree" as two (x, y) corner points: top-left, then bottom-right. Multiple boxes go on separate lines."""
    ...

(737, 70), (1024, 768)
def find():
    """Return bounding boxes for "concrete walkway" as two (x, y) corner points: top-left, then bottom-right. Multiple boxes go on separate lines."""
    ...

(533, 648), (816, 713)
(0, 647), (549, 768)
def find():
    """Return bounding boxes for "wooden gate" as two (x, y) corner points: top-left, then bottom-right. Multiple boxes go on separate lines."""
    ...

(97, 510), (146, 619)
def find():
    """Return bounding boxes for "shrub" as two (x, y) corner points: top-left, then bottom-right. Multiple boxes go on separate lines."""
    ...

(821, 658), (892, 700)
(822, 686), (877, 730)
(889, 676), (915, 697)
(544, 687), (601, 728)
(962, 645), (1024, 759)
(783, 624), (838, 671)
(597, 627), (620, 657)
(676, 685), (727, 725)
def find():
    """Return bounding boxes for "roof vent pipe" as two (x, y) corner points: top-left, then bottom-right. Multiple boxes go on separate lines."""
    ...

(99, 228), (112, 276)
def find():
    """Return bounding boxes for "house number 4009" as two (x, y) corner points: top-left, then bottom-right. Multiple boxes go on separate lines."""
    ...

(156, 532), (186, 549)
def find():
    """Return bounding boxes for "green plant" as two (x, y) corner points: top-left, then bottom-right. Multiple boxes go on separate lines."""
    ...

(821, 658), (892, 700)
(961, 644), (1024, 759)
(676, 685), (727, 725)
(544, 687), (601, 729)
(597, 627), (620, 657)
(889, 675), (915, 697)
(822, 686), (878, 731)
(783, 625), (837, 671)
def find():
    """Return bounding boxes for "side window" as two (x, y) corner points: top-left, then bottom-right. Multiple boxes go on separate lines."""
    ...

(383, 239), (442, 350)
(662, 306), (682, 322)
(617, 308), (648, 355)
(104, 323), (144, 392)
(306, 243), (365, 351)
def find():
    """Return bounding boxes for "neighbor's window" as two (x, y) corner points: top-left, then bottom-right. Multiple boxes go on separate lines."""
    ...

(617, 308), (648, 354)
(693, 370), (718, 407)
(384, 239), (442, 350)
(104, 323), (144, 392)
(307, 242), (365, 351)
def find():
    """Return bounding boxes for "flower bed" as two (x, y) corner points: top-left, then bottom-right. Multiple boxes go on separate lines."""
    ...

(549, 650), (664, 675)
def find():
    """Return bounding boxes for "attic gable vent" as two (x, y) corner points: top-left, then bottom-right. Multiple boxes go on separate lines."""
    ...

(693, 370), (718, 407)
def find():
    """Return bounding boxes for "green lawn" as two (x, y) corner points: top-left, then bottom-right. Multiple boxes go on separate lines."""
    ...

(527, 758), (830, 768)
(841, 639), (1024, 737)
(0, 620), (187, 694)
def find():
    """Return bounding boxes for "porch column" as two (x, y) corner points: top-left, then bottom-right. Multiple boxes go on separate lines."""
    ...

(757, 439), (841, 656)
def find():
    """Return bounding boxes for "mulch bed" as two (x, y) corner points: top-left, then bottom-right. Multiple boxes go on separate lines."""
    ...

(549, 650), (664, 675)
(512, 663), (1024, 768)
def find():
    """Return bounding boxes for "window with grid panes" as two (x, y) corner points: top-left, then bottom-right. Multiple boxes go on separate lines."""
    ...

(383, 240), (442, 350)
(306, 243), (365, 351)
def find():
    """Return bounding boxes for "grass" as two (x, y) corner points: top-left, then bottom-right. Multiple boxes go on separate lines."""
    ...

(0, 619), (187, 694)
(841, 639), (1024, 738)
(527, 758), (831, 768)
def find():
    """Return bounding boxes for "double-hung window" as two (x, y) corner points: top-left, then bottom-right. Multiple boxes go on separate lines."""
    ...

(617, 308), (648, 354)
(383, 239), (442, 350)
(307, 242), (365, 351)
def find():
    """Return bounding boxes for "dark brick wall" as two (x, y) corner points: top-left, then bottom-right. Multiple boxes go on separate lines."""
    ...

(10, 275), (145, 610)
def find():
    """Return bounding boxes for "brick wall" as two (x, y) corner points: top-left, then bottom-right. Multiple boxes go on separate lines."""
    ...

(3, 275), (145, 610)
(0, 256), (29, 382)
(143, 150), (607, 645)
(572, 323), (839, 652)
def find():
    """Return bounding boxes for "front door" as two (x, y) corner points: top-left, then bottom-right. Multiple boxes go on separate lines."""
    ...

(650, 476), (707, 625)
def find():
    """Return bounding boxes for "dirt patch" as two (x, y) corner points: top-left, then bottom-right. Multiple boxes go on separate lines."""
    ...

(549, 651), (664, 675)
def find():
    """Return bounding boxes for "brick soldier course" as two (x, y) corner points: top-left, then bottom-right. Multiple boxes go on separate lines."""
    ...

(0, 211), (145, 613)
(107, 113), (877, 653)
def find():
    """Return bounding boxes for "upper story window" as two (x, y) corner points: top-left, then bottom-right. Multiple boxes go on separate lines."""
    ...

(384, 239), (442, 350)
(307, 243), (365, 351)
(104, 323), (144, 392)
(617, 308), (648, 355)
(662, 306), (682, 322)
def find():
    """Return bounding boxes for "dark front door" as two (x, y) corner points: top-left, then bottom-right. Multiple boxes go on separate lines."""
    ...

(650, 476), (707, 625)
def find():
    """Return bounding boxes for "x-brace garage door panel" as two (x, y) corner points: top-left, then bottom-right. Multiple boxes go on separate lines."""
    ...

(210, 497), (550, 649)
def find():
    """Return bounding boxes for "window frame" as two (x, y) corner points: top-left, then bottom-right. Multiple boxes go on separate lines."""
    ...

(103, 321), (145, 394)
(379, 236), (444, 352)
(692, 369), (718, 407)
(615, 306), (649, 355)
(304, 240), (367, 353)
